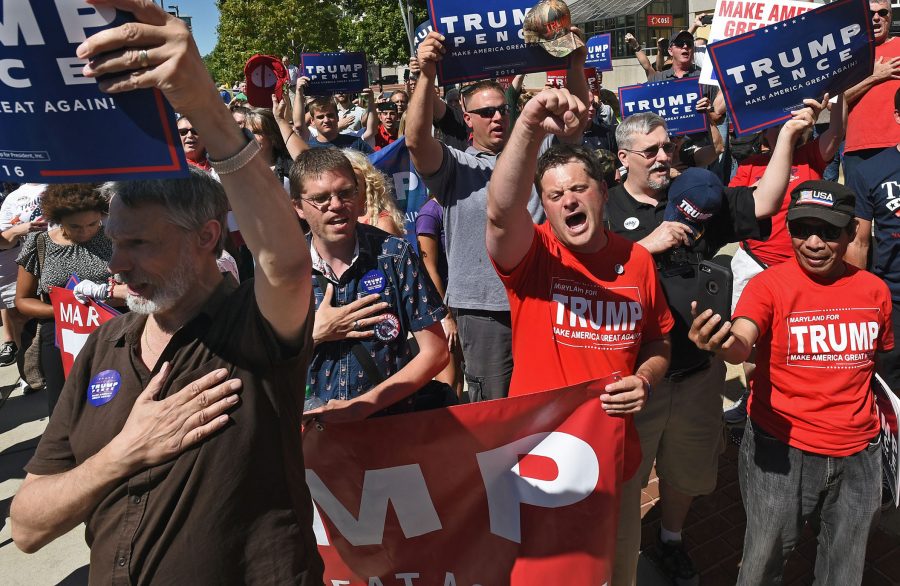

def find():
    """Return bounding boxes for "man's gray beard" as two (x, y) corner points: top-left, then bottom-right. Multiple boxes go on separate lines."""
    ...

(124, 252), (196, 316)
(647, 165), (671, 191)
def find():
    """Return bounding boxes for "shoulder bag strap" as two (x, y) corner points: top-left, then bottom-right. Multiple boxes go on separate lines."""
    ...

(36, 231), (49, 304)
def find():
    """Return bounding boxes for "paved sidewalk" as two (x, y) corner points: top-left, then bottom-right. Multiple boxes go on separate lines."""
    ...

(0, 363), (89, 585)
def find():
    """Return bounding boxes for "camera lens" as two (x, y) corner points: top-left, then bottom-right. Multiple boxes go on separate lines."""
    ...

(706, 280), (719, 294)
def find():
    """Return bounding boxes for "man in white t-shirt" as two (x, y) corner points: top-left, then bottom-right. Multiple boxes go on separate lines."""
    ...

(0, 183), (46, 368)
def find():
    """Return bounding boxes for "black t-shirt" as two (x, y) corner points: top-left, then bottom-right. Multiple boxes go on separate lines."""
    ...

(307, 132), (374, 154)
(606, 182), (770, 372)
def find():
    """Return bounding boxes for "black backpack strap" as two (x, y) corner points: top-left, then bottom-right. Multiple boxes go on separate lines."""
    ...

(36, 232), (49, 304)
(314, 273), (386, 386)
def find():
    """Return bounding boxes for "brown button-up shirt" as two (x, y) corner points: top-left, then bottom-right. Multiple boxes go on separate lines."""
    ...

(26, 278), (323, 585)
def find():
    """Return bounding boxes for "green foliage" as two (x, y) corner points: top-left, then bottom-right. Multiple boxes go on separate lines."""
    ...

(336, 0), (428, 66)
(205, 0), (428, 84)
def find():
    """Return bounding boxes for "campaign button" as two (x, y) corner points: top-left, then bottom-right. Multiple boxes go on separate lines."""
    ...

(87, 369), (122, 407)
(374, 313), (401, 342)
(361, 270), (387, 294)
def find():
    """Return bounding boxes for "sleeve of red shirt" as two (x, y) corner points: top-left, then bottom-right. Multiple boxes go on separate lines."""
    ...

(732, 270), (775, 338)
(491, 227), (540, 289)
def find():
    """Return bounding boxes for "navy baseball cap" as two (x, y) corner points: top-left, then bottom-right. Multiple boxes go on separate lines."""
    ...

(664, 167), (724, 243)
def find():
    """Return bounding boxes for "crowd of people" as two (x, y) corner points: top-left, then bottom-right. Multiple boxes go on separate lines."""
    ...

(2, 0), (899, 584)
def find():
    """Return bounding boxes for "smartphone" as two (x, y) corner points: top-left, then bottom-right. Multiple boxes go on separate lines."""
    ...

(701, 14), (714, 25)
(658, 38), (669, 53)
(695, 257), (733, 325)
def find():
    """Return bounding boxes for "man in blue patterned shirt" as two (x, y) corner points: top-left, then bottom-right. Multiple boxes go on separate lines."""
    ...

(291, 148), (449, 422)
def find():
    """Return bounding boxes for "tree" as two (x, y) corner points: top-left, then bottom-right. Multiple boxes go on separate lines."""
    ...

(205, 0), (428, 84)
(335, 0), (428, 66)
(205, 0), (341, 84)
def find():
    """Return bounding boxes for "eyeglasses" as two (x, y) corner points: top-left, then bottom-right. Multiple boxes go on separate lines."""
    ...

(871, 8), (890, 18)
(623, 142), (676, 159)
(467, 104), (511, 118)
(788, 220), (844, 241)
(179, 127), (198, 137)
(300, 187), (358, 208)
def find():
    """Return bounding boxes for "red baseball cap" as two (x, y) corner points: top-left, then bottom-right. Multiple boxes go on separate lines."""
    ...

(244, 55), (288, 108)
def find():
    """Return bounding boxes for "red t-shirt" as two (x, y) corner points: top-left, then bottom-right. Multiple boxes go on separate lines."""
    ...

(845, 37), (900, 153)
(494, 223), (675, 477)
(734, 260), (895, 456)
(730, 139), (827, 266)
(373, 125), (397, 151)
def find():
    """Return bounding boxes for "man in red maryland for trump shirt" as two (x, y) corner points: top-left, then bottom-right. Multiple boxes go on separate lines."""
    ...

(690, 180), (893, 585)
(486, 86), (674, 579)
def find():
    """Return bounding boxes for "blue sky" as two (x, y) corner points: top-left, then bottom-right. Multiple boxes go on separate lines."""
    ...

(165, 0), (219, 56)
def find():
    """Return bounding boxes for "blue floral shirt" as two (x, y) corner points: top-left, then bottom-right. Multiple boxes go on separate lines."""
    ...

(307, 225), (447, 401)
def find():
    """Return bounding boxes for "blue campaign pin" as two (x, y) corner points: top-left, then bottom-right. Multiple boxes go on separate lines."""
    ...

(87, 369), (122, 407)
(360, 270), (387, 295)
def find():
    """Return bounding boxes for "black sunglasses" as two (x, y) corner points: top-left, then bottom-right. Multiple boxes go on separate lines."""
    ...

(467, 104), (511, 118)
(672, 38), (694, 48)
(871, 8), (890, 18)
(179, 127), (198, 136)
(624, 142), (677, 159)
(788, 220), (844, 241)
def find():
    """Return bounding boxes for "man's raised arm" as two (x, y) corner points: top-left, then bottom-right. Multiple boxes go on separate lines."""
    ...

(487, 88), (587, 271)
(78, 0), (311, 346)
(406, 32), (447, 177)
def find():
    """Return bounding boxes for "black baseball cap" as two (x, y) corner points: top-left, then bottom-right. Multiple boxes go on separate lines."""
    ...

(787, 180), (856, 227)
(669, 30), (694, 47)
(376, 101), (398, 112)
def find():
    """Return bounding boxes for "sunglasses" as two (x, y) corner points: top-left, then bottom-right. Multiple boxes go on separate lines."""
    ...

(623, 142), (677, 159)
(788, 220), (844, 241)
(179, 127), (198, 137)
(300, 187), (358, 208)
(467, 104), (511, 118)
(871, 8), (890, 18)
(672, 39), (694, 48)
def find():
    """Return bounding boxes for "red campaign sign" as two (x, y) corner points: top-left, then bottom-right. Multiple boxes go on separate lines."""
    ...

(545, 68), (598, 90)
(304, 379), (624, 585)
(50, 286), (119, 377)
(647, 14), (674, 27)
(495, 75), (515, 90)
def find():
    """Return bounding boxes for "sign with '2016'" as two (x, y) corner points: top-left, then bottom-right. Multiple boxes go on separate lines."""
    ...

(1, 1), (187, 183)
(708, 0), (874, 135)
(618, 78), (709, 136)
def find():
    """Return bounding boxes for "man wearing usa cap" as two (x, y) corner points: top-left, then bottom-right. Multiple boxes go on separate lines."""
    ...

(606, 109), (813, 585)
(292, 148), (449, 422)
(690, 180), (893, 585)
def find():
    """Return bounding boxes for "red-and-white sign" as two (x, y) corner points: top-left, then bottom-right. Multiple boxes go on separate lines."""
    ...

(304, 379), (624, 585)
(875, 374), (900, 508)
(647, 14), (674, 27)
(50, 286), (119, 377)
(545, 68), (598, 90)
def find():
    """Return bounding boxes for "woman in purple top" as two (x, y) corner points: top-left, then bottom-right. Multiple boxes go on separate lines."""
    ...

(416, 197), (462, 397)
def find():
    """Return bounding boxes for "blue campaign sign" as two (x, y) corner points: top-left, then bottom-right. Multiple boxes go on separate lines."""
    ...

(585, 34), (612, 72)
(427, 0), (567, 84)
(0, 2), (187, 183)
(708, 0), (874, 136)
(369, 137), (428, 250)
(414, 20), (434, 55)
(618, 78), (709, 136)
(301, 52), (368, 94)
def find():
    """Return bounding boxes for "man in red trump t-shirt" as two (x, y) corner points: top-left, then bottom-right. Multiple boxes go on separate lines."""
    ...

(690, 180), (893, 585)
(486, 87), (673, 586)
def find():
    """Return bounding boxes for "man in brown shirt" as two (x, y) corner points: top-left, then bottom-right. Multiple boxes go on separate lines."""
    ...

(9, 3), (322, 584)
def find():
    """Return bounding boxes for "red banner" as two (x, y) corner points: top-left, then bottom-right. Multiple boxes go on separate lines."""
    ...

(304, 379), (624, 585)
(50, 286), (119, 377)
